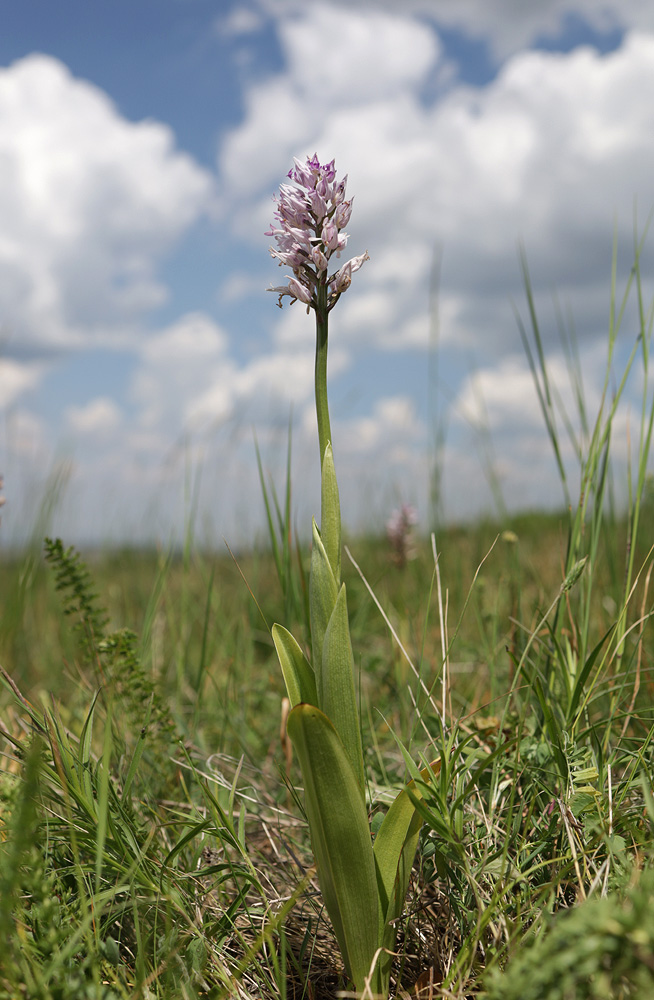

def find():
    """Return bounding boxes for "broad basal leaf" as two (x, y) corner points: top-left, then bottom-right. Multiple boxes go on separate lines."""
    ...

(321, 583), (365, 794)
(309, 519), (338, 704)
(287, 703), (383, 993)
(373, 759), (442, 927)
(272, 624), (317, 708)
(320, 442), (341, 585)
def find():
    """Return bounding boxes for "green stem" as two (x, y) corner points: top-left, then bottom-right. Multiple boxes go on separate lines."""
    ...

(315, 281), (332, 470)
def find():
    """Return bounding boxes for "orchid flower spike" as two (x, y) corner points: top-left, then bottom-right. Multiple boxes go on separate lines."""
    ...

(266, 154), (369, 312)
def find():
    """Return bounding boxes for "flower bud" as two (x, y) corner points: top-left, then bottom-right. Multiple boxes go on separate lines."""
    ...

(321, 218), (339, 251)
(311, 245), (329, 273)
(334, 199), (352, 228)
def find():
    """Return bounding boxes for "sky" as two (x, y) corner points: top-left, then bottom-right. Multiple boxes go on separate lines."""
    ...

(1, 0), (653, 548)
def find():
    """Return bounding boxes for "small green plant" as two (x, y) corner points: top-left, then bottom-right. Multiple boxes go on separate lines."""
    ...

(43, 538), (176, 766)
(265, 154), (438, 997)
(483, 864), (654, 1000)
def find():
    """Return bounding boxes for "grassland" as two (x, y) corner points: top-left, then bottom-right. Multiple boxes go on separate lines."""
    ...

(2, 232), (654, 998)
(0, 498), (653, 999)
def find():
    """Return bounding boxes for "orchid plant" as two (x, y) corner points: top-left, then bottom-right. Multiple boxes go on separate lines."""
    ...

(266, 155), (438, 997)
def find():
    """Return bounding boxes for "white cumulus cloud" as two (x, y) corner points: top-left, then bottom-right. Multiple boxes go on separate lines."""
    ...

(0, 356), (42, 407)
(255, 0), (644, 61)
(223, 13), (654, 365)
(0, 54), (213, 356)
(66, 397), (122, 435)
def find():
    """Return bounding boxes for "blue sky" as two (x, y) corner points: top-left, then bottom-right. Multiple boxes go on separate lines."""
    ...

(1, 0), (653, 546)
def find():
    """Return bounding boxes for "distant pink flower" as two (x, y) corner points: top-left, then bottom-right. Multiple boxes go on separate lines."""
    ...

(386, 503), (418, 568)
(266, 154), (368, 311)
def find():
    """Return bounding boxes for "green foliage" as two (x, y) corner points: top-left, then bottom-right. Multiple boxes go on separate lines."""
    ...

(0, 739), (128, 1000)
(0, 228), (653, 999)
(271, 438), (440, 997)
(44, 536), (109, 662)
(43, 538), (177, 779)
(255, 427), (309, 636)
(1, 499), (653, 999)
(484, 866), (654, 1000)
(95, 626), (177, 755)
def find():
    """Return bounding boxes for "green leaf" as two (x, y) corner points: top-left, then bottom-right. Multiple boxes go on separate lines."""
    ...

(320, 442), (341, 584)
(79, 689), (101, 769)
(309, 518), (339, 704)
(254, 435), (284, 588)
(78, 689), (102, 805)
(45, 710), (84, 801)
(568, 622), (616, 723)
(373, 759), (441, 924)
(287, 703), (383, 994)
(123, 697), (153, 799)
(272, 624), (318, 708)
(533, 677), (569, 786)
(321, 583), (365, 794)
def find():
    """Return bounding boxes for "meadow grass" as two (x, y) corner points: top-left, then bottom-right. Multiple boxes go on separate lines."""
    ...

(1, 502), (652, 999)
(1, 234), (654, 998)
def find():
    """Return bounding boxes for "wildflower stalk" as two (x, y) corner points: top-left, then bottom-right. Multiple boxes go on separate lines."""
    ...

(265, 155), (437, 997)
(314, 281), (331, 472)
